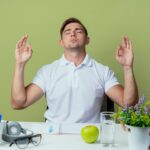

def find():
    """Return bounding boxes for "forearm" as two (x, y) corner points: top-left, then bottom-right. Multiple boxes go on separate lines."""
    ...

(123, 66), (138, 106)
(11, 63), (27, 108)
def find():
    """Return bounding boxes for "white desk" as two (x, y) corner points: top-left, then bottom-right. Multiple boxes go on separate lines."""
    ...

(0, 122), (129, 150)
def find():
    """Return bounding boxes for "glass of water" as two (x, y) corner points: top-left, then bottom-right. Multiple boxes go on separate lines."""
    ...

(100, 111), (115, 147)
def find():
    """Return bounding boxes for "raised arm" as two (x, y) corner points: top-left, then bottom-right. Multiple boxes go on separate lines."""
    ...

(107, 37), (138, 107)
(11, 35), (44, 109)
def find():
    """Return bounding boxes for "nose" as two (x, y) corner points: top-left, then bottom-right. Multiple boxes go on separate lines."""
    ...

(71, 30), (76, 36)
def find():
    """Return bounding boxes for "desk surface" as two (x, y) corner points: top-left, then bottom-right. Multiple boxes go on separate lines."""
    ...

(0, 122), (129, 150)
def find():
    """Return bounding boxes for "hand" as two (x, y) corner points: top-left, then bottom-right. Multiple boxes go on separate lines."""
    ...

(15, 35), (32, 65)
(116, 37), (134, 68)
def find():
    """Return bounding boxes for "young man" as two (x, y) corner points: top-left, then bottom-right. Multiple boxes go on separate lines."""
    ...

(11, 18), (138, 123)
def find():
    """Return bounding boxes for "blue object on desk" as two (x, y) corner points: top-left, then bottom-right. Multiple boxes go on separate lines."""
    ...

(0, 114), (2, 122)
(48, 125), (54, 133)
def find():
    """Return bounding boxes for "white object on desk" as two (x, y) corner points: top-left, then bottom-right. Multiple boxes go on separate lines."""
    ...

(20, 122), (100, 134)
(0, 122), (4, 144)
(0, 122), (129, 150)
(60, 123), (99, 134)
(19, 122), (60, 134)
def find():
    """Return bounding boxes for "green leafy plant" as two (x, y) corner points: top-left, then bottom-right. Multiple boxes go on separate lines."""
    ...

(114, 95), (150, 128)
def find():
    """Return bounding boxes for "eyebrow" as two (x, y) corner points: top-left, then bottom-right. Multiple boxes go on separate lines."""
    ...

(63, 28), (83, 33)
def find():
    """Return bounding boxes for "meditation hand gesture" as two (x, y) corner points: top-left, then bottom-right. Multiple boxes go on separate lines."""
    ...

(15, 35), (32, 65)
(116, 37), (134, 68)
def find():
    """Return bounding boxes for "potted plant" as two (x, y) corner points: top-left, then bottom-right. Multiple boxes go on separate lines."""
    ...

(114, 95), (150, 150)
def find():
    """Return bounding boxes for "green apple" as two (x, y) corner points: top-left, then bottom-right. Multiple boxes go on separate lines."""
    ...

(81, 125), (99, 143)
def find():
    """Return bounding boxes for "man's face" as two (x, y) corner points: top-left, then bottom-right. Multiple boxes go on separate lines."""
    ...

(60, 23), (89, 51)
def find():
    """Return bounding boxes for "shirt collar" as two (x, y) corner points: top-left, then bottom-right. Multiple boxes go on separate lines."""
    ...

(60, 54), (93, 67)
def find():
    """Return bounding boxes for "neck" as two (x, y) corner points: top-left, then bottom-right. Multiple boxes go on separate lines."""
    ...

(64, 49), (86, 66)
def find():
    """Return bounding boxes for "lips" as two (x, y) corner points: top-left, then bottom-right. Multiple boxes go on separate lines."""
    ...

(70, 39), (77, 43)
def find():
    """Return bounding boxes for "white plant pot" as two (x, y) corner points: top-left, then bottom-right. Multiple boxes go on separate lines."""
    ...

(127, 125), (150, 150)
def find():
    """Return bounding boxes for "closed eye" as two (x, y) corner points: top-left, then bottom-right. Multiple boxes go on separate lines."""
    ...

(64, 29), (71, 35)
(63, 28), (84, 35)
(76, 29), (83, 33)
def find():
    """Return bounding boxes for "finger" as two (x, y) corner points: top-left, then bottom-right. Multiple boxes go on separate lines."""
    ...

(128, 38), (132, 50)
(16, 36), (25, 49)
(21, 35), (28, 47)
(124, 36), (129, 48)
(16, 35), (28, 49)
(118, 45), (124, 55)
(26, 44), (32, 52)
(115, 47), (121, 60)
(121, 36), (126, 48)
(124, 36), (130, 49)
(116, 45), (122, 56)
(124, 36), (127, 47)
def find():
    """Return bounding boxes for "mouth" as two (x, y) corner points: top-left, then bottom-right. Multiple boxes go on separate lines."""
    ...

(70, 39), (77, 43)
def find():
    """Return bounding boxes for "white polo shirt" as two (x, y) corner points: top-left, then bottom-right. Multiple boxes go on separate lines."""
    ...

(32, 54), (119, 123)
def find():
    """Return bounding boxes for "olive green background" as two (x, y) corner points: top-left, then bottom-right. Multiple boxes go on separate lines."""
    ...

(0, 0), (150, 122)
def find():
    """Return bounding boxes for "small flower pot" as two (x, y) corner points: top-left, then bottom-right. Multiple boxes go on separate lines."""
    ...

(126, 125), (150, 150)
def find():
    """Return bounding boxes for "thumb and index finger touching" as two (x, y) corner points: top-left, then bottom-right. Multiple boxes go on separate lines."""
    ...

(121, 36), (132, 50)
(16, 35), (32, 51)
(116, 36), (133, 55)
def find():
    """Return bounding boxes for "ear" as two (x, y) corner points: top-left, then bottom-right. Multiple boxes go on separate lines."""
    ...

(86, 37), (90, 45)
(59, 39), (64, 48)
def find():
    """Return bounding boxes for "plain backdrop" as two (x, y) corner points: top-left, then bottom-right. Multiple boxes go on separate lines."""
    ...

(0, 0), (150, 121)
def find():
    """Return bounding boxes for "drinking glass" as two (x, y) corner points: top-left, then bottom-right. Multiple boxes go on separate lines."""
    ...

(100, 111), (115, 147)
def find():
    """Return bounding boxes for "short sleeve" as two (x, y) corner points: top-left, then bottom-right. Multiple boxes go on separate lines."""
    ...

(32, 67), (46, 93)
(104, 67), (120, 92)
